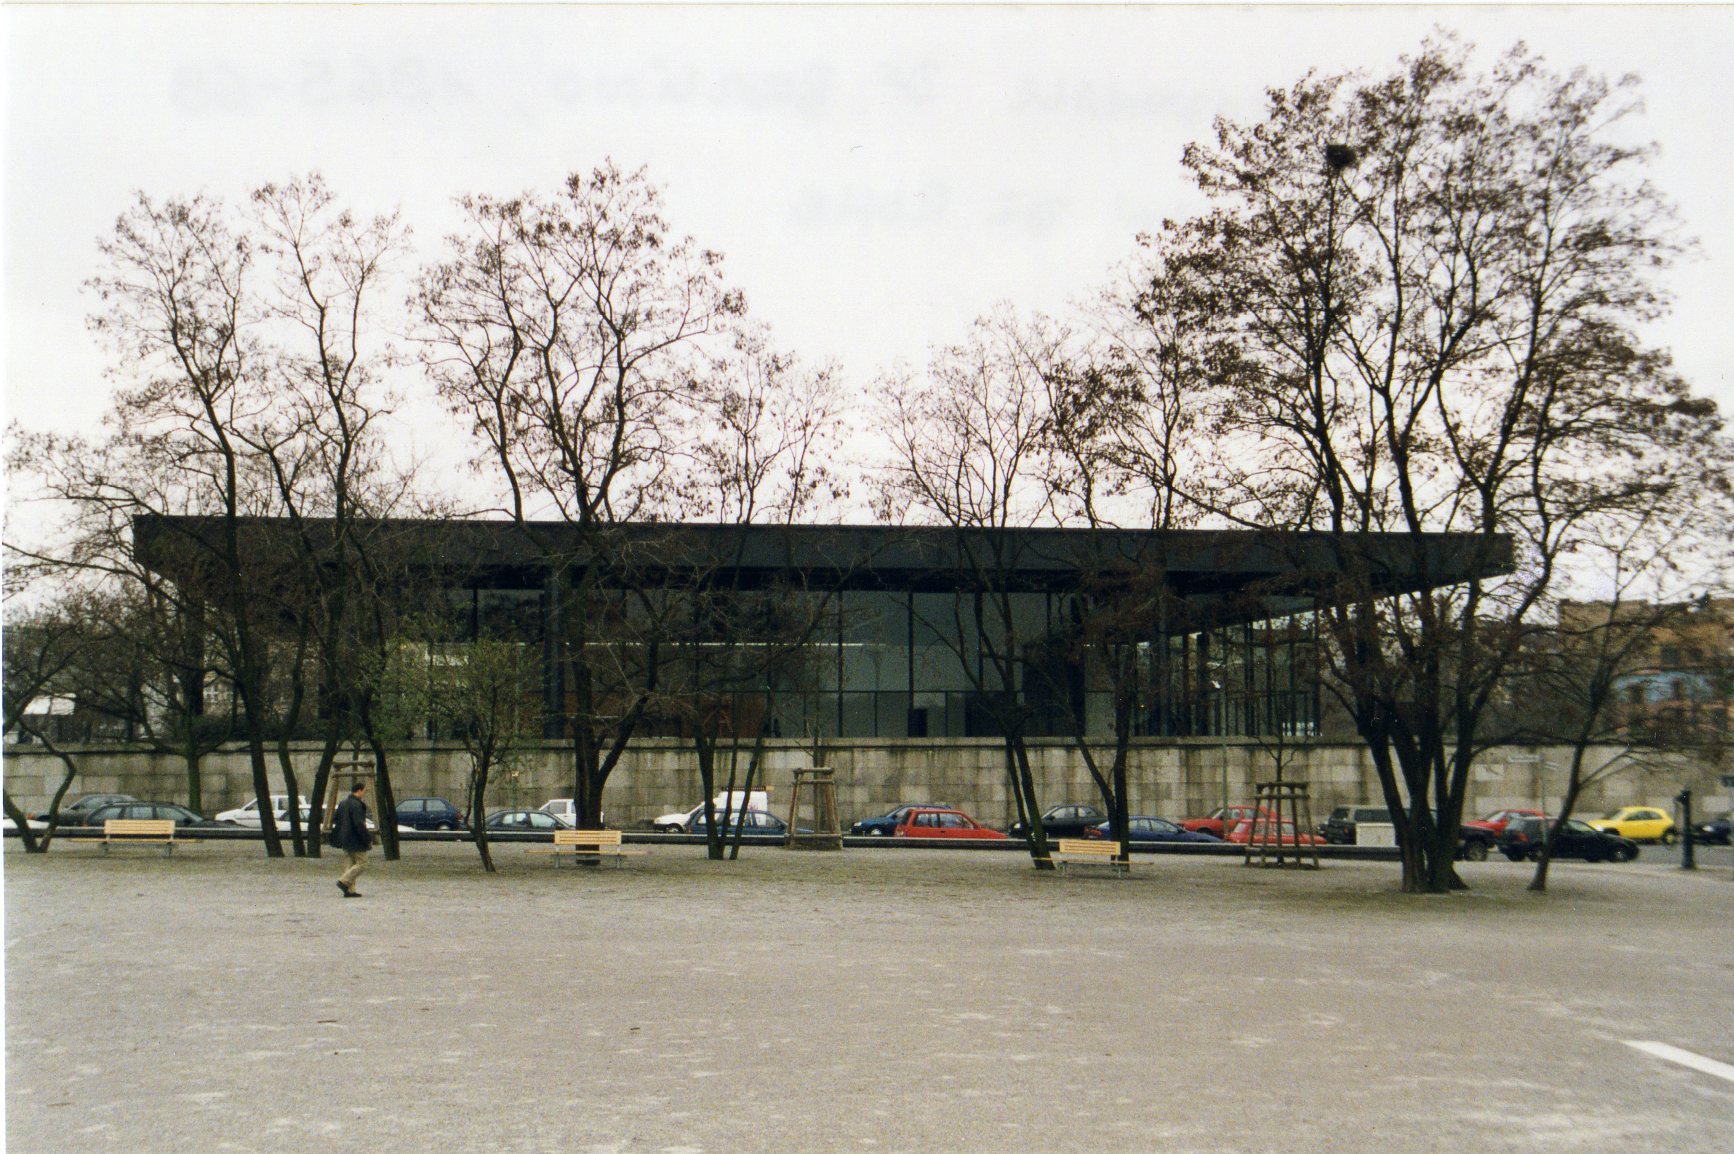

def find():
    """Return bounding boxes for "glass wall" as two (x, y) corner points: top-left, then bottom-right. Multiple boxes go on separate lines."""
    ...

(448, 578), (1318, 742)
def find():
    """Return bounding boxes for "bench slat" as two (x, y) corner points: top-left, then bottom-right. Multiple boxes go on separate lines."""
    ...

(101, 818), (183, 855)
(528, 828), (642, 868)
(1052, 837), (1130, 875)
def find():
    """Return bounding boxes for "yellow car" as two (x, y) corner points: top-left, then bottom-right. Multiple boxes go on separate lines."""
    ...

(1588, 806), (1677, 844)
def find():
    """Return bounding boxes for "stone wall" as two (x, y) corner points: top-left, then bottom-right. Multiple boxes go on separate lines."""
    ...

(3, 738), (1726, 826)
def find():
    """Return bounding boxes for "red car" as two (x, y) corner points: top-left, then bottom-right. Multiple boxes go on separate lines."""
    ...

(1224, 818), (1325, 846)
(1181, 805), (1275, 839)
(1462, 808), (1547, 837)
(892, 807), (1008, 840)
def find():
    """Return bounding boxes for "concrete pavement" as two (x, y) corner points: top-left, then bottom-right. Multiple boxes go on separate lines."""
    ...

(6, 840), (1731, 1153)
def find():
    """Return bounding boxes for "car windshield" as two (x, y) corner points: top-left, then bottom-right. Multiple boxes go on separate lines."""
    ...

(1601, 809), (1628, 819)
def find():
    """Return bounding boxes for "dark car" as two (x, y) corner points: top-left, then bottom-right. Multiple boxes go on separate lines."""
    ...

(1499, 816), (1637, 863)
(484, 809), (572, 832)
(1084, 816), (1221, 844)
(84, 801), (222, 828)
(1008, 804), (1109, 841)
(688, 810), (799, 838)
(1691, 811), (1730, 846)
(850, 802), (951, 837)
(1321, 805), (1496, 860)
(391, 797), (467, 831)
(1455, 824), (1498, 861)
(32, 793), (140, 825)
(1319, 805), (1391, 845)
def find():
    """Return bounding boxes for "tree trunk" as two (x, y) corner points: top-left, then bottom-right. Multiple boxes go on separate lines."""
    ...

(363, 727), (400, 861)
(470, 757), (495, 873)
(242, 723), (283, 858)
(1007, 739), (1054, 869)
(4, 793), (45, 853)
(304, 731), (341, 861)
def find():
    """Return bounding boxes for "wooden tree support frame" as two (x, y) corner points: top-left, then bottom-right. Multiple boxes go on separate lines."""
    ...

(786, 767), (843, 850)
(321, 760), (378, 836)
(1245, 781), (1320, 869)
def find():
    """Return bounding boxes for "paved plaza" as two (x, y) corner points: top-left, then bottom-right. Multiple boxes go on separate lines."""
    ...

(5, 839), (1731, 1153)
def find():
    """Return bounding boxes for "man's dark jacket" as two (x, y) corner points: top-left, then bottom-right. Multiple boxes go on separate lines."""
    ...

(333, 794), (373, 852)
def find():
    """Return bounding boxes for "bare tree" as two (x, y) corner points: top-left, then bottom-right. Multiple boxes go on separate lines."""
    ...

(1, 595), (106, 850)
(418, 161), (746, 829)
(1040, 250), (1222, 860)
(244, 175), (411, 858)
(424, 638), (541, 872)
(1517, 513), (1732, 888)
(674, 328), (849, 859)
(11, 176), (407, 857)
(1149, 37), (1729, 891)
(879, 307), (1072, 868)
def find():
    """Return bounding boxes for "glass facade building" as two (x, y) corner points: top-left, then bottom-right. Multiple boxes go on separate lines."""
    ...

(134, 517), (1513, 745)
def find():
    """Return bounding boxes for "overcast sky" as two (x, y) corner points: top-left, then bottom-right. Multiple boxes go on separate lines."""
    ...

(6, 3), (1732, 474)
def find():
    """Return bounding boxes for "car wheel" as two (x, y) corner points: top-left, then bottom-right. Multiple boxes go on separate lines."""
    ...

(437, 822), (454, 831)
(1660, 829), (1678, 846)
(1461, 840), (1489, 862)
(1525, 846), (1545, 862)
(1610, 845), (1635, 863)
(869, 827), (888, 837)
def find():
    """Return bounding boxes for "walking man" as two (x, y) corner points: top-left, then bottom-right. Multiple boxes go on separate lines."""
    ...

(333, 780), (373, 897)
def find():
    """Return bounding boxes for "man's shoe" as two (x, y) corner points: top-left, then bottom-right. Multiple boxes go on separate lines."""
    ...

(343, 889), (362, 898)
(336, 881), (351, 896)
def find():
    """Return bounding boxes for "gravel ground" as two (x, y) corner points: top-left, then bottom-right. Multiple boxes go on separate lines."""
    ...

(6, 840), (1731, 1153)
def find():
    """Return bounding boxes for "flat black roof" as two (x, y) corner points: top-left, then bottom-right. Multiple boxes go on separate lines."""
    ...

(133, 515), (1513, 628)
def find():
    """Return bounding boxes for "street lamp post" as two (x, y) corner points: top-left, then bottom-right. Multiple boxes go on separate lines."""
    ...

(1210, 679), (1228, 819)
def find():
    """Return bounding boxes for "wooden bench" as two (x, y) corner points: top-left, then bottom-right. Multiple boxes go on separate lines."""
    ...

(100, 818), (183, 855)
(1051, 837), (1131, 876)
(527, 828), (645, 868)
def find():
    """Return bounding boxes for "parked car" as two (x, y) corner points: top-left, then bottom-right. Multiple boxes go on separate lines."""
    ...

(293, 805), (376, 834)
(1084, 816), (1221, 844)
(1588, 806), (1678, 844)
(537, 799), (606, 827)
(652, 792), (771, 833)
(1692, 811), (1731, 846)
(1181, 805), (1275, 839)
(1008, 804), (1109, 841)
(892, 807), (1008, 840)
(390, 797), (467, 831)
(1319, 805), (1391, 845)
(1461, 808), (1547, 838)
(83, 801), (223, 828)
(1224, 818), (1325, 846)
(850, 802), (952, 836)
(1499, 816), (1638, 863)
(485, 809), (573, 832)
(1455, 823), (1498, 861)
(215, 794), (312, 828)
(687, 810), (797, 838)
(1321, 806), (1497, 859)
(30, 793), (139, 824)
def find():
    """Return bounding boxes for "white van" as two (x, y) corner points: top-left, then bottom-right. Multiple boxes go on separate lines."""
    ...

(651, 791), (771, 833)
(216, 794), (312, 828)
(537, 799), (605, 827)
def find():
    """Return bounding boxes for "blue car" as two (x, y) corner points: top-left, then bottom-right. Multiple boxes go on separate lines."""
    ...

(390, 797), (467, 831)
(1085, 816), (1221, 844)
(850, 802), (951, 836)
(689, 811), (810, 838)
